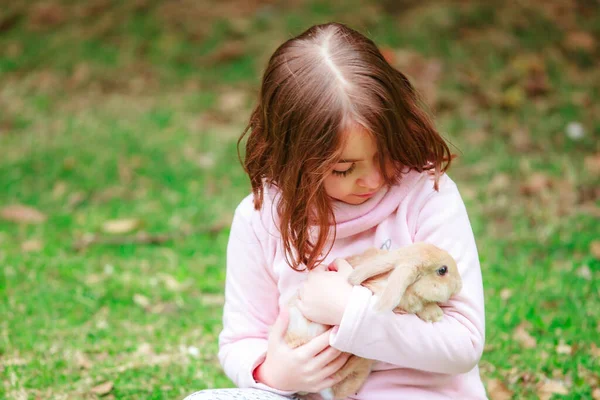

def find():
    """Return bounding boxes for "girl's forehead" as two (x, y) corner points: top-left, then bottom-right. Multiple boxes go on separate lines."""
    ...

(337, 124), (377, 161)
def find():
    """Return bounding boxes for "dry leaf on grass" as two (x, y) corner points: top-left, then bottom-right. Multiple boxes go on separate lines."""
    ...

(465, 130), (489, 146)
(91, 381), (114, 396)
(202, 293), (225, 306)
(74, 351), (93, 370)
(206, 41), (245, 64)
(555, 341), (572, 355)
(500, 288), (513, 300)
(102, 218), (142, 234)
(487, 173), (511, 194)
(591, 343), (600, 358)
(21, 239), (43, 253)
(590, 241), (600, 260)
(584, 153), (600, 176)
(520, 173), (552, 196)
(133, 294), (150, 308)
(593, 388), (600, 400)
(565, 31), (596, 52)
(1, 204), (47, 224)
(513, 323), (537, 349)
(52, 181), (68, 198)
(510, 127), (534, 151)
(28, 1), (67, 30)
(486, 378), (513, 400)
(576, 265), (592, 280)
(218, 90), (247, 113)
(537, 379), (569, 400)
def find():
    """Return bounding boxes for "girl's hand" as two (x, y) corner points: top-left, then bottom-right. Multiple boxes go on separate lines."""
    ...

(254, 307), (351, 393)
(297, 259), (354, 326)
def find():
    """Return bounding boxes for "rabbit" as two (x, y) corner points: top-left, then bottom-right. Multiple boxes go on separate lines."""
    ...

(284, 242), (462, 400)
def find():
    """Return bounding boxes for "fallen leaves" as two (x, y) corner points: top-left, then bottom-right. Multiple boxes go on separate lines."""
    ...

(513, 323), (537, 349)
(555, 340), (572, 355)
(1, 204), (47, 224)
(590, 241), (600, 260)
(206, 40), (246, 64)
(519, 173), (552, 196)
(133, 294), (151, 309)
(486, 378), (513, 400)
(509, 126), (534, 152)
(21, 239), (44, 253)
(537, 379), (569, 400)
(91, 381), (114, 396)
(74, 351), (93, 370)
(28, 1), (67, 30)
(102, 218), (143, 234)
(564, 31), (596, 53)
(487, 173), (511, 194)
(499, 288), (513, 301)
(218, 90), (248, 114)
(584, 153), (600, 176)
(202, 293), (225, 306)
(576, 265), (592, 280)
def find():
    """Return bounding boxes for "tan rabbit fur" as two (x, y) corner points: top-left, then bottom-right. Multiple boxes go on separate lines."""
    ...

(285, 242), (462, 400)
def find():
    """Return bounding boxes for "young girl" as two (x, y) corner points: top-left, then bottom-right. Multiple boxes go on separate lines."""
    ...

(185, 22), (486, 400)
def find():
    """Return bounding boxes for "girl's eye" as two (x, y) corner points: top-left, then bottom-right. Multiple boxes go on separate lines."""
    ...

(332, 163), (356, 177)
(436, 266), (448, 276)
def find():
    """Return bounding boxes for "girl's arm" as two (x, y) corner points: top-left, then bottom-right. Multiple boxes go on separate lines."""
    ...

(217, 197), (296, 396)
(329, 176), (486, 374)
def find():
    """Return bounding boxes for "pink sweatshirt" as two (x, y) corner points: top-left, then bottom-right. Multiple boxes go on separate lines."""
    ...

(218, 170), (488, 399)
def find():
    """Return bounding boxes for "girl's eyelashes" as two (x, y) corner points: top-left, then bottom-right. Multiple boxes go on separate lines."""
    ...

(332, 163), (356, 177)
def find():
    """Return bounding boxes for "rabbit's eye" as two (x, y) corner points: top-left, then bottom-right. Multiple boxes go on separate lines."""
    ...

(437, 266), (448, 276)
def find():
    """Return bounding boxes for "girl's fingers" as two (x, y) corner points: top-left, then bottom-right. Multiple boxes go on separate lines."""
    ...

(317, 352), (351, 381)
(314, 365), (347, 392)
(270, 307), (289, 341)
(299, 327), (332, 356)
(313, 345), (342, 369)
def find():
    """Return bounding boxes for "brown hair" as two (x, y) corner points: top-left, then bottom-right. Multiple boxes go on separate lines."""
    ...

(238, 22), (452, 271)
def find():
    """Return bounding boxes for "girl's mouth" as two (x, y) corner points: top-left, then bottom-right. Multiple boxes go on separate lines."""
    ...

(355, 191), (376, 198)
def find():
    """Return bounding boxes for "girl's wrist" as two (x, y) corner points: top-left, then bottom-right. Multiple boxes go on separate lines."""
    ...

(253, 360), (278, 387)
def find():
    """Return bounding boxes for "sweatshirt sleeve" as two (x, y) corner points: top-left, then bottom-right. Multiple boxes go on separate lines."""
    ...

(329, 176), (486, 374)
(217, 198), (296, 396)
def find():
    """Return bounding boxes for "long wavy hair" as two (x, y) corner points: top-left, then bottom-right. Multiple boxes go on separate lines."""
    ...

(238, 22), (452, 271)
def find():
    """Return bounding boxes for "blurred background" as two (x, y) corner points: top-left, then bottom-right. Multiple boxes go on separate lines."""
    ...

(0, 0), (598, 399)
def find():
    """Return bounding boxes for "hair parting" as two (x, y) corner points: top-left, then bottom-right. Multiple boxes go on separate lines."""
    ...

(238, 22), (452, 271)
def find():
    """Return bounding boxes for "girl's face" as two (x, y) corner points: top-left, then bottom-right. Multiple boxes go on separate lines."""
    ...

(323, 124), (387, 205)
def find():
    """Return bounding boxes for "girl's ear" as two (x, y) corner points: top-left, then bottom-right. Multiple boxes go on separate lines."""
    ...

(374, 264), (420, 312)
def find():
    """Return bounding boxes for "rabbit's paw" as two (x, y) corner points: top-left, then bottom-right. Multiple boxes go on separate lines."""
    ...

(416, 303), (443, 322)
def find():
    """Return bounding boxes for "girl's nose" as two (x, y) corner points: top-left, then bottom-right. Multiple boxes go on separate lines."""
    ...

(358, 166), (382, 190)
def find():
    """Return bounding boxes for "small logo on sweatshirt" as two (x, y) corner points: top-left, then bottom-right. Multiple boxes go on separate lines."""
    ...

(380, 239), (392, 250)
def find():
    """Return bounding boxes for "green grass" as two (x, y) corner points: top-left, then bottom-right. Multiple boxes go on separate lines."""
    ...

(1, 1), (599, 399)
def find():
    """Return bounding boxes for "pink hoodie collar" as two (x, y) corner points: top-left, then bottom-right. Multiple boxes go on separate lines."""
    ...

(263, 169), (423, 240)
(331, 169), (422, 238)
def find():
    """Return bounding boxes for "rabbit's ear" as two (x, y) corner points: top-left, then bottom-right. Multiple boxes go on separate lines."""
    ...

(346, 248), (387, 267)
(374, 265), (420, 312)
(347, 261), (396, 285)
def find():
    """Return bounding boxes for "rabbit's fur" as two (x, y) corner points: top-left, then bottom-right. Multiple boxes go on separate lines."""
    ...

(285, 242), (462, 400)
